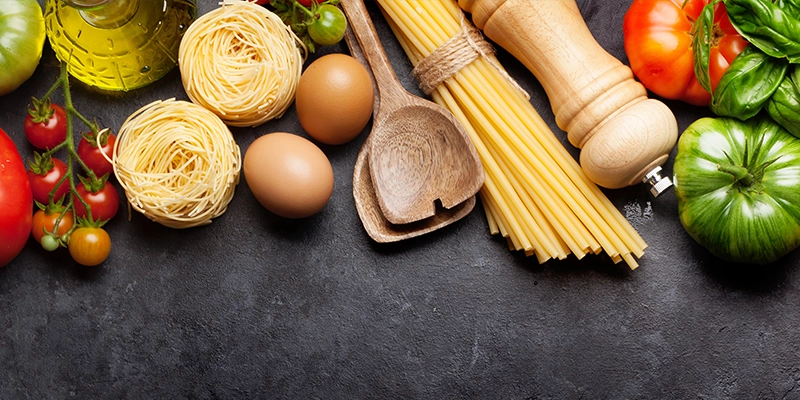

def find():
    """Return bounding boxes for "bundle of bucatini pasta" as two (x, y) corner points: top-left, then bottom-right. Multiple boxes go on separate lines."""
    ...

(376, 0), (646, 268)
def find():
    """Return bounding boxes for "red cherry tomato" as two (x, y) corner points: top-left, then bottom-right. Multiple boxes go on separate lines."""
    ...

(74, 180), (120, 222)
(298, 0), (312, 6)
(31, 209), (74, 244)
(0, 128), (33, 267)
(78, 129), (116, 178)
(623, 0), (748, 106)
(24, 101), (68, 150)
(68, 227), (111, 267)
(27, 157), (70, 204)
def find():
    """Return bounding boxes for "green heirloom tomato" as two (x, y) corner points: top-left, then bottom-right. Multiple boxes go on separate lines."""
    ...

(0, 0), (45, 96)
(674, 117), (800, 264)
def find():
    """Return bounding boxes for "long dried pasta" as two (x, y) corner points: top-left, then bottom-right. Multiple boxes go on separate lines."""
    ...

(377, 0), (647, 269)
(178, 0), (305, 127)
(112, 99), (241, 229)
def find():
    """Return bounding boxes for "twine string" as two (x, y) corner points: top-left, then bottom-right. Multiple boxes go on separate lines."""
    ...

(412, 18), (530, 100)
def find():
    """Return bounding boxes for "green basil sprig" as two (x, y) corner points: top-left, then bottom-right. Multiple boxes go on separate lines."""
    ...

(692, 0), (718, 94)
(766, 65), (800, 138)
(725, 0), (800, 62)
(711, 45), (788, 119)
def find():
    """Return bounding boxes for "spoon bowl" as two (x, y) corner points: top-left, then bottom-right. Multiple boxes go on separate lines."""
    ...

(353, 134), (477, 243)
(341, 0), (484, 225)
(369, 104), (483, 224)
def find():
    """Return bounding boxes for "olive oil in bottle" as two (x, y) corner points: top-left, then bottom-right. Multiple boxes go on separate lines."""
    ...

(44, 0), (196, 91)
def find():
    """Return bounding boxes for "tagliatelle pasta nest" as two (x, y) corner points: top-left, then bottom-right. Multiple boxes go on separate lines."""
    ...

(178, 0), (306, 127)
(111, 99), (242, 229)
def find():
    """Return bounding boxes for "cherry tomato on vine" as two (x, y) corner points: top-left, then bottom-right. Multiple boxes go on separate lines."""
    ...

(623, 0), (748, 106)
(73, 179), (120, 222)
(308, 4), (346, 46)
(27, 156), (69, 204)
(68, 227), (111, 267)
(31, 209), (73, 244)
(41, 234), (59, 252)
(24, 98), (68, 150)
(78, 129), (116, 178)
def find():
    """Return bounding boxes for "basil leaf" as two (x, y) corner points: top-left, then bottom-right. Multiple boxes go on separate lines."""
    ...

(711, 45), (788, 119)
(725, 0), (800, 62)
(692, 0), (717, 93)
(776, 0), (800, 18)
(767, 65), (800, 138)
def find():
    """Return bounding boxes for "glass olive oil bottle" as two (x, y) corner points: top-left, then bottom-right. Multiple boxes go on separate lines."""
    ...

(44, 0), (196, 91)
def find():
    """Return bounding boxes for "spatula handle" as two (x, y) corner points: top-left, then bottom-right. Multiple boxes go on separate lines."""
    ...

(460, 0), (677, 193)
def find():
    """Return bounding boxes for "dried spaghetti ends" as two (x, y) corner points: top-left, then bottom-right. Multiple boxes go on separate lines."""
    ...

(178, 0), (305, 127)
(113, 99), (242, 229)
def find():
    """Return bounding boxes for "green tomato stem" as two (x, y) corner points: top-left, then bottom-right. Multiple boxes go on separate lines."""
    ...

(717, 163), (755, 186)
(58, 63), (96, 223)
(294, 0), (315, 19)
(42, 78), (62, 103)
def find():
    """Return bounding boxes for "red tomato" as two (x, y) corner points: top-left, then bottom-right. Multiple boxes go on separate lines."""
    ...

(0, 128), (33, 267)
(68, 227), (111, 267)
(31, 209), (74, 244)
(24, 101), (68, 150)
(28, 157), (70, 204)
(255, 0), (270, 4)
(74, 180), (120, 222)
(298, 0), (312, 6)
(77, 129), (116, 178)
(623, 0), (748, 106)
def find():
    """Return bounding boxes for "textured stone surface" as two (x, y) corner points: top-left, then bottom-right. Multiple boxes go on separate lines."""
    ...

(1, 1), (799, 399)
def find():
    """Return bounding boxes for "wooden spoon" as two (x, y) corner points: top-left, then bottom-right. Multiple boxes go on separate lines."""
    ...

(343, 14), (477, 243)
(340, 0), (484, 225)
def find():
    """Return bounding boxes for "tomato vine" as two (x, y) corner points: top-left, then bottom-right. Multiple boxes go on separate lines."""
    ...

(261, 0), (347, 53)
(28, 63), (115, 266)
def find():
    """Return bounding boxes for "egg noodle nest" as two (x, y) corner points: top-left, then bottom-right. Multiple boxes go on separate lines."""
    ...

(178, 0), (306, 127)
(112, 99), (242, 228)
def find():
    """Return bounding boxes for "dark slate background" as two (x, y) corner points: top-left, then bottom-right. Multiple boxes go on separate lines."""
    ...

(2, 0), (798, 399)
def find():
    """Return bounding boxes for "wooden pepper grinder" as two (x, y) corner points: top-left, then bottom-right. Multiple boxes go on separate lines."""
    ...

(459, 0), (677, 196)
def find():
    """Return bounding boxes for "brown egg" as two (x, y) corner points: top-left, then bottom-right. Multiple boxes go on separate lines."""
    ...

(295, 53), (374, 145)
(243, 132), (334, 218)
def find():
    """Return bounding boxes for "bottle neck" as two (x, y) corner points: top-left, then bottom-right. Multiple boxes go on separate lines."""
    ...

(68, 0), (139, 28)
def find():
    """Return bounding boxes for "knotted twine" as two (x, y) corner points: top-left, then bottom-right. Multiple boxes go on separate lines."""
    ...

(411, 19), (529, 99)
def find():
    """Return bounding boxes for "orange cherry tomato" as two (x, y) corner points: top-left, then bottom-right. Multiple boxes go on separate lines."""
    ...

(31, 209), (73, 244)
(68, 227), (111, 267)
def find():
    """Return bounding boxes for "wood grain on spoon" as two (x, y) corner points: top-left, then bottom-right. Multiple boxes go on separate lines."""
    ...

(344, 11), (477, 243)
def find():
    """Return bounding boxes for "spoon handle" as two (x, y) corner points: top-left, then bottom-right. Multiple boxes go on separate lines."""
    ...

(340, 0), (405, 100)
(460, 0), (677, 194)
